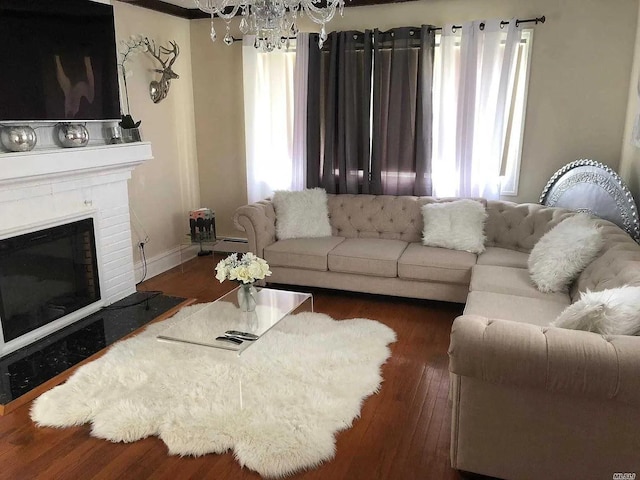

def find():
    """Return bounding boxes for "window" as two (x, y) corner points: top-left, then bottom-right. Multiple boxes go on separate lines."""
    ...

(242, 39), (296, 203)
(247, 25), (535, 200)
(432, 28), (534, 197)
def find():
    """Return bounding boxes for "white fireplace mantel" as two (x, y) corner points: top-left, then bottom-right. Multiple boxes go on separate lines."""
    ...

(0, 142), (152, 357)
(0, 142), (153, 187)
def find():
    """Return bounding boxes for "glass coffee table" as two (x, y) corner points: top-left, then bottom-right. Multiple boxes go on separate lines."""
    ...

(157, 286), (313, 355)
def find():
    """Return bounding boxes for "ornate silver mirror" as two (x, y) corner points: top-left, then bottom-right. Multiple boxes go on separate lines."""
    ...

(540, 159), (640, 242)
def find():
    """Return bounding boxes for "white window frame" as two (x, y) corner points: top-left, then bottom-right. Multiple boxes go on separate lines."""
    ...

(500, 29), (534, 196)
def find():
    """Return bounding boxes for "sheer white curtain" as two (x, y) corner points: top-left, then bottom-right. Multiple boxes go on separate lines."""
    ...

(291, 33), (309, 191)
(242, 36), (296, 203)
(433, 19), (520, 199)
(433, 24), (463, 197)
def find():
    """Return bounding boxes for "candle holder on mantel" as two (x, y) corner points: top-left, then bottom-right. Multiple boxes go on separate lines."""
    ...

(121, 127), (141, 143)
(119, 114), (142, 143)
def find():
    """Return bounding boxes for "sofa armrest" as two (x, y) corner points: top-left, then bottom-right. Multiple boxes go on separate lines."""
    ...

(448, 315), (640, 407)
(233, 200), (277, 257)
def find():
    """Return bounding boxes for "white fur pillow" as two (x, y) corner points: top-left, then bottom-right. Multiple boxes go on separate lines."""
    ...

(528, 214), (603, 293)
(272, 188), (332, 240)
(551, 286), (640, 335)
(421, 200), (487, 254)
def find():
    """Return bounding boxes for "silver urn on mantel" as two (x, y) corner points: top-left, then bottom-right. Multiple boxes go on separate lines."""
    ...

(0, 125), (37, 152)
(56, 123), (89, 148)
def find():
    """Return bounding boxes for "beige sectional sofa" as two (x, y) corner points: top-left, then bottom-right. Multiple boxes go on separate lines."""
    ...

(235, 195), (488, 303)
(451, 207), (640, 479)
(234, 194), (640, 480)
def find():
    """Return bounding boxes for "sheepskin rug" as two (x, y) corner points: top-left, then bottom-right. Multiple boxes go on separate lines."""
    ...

(31, 302), (396, 478)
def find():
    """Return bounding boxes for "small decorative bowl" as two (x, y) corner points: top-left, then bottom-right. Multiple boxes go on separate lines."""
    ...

(0, 125), (37, 152)
(57, 123), (89, 148)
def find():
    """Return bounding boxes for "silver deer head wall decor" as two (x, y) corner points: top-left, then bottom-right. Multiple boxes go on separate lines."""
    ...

(144, 39), (180, 104)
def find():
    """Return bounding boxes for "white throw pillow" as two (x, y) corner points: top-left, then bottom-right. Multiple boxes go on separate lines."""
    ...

(528, 214), (603, 293)
(421, 199), (487, 254)
(551, 286), (640, 335)
(272, 188), (332, 240)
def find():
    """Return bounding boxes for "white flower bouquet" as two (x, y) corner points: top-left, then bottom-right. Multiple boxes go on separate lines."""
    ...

(215, 253), (272, 285)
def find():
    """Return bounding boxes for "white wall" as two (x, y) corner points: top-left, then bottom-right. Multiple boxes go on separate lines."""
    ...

(190, 21), (247, 239)
(113, 3), (200, 279)
(621, 0), (640, 205)
(191, 0), (638, 239)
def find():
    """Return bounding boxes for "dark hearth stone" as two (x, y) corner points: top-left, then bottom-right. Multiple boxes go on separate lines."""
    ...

(0, 292), (185, 404)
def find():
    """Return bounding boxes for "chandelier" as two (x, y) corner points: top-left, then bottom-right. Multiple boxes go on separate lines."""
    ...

(194, 0), (343, 51)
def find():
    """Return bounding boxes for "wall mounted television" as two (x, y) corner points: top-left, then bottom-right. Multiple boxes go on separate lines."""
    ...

(0, 0), (121, 122)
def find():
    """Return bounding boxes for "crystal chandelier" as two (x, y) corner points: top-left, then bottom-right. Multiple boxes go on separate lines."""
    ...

(194, 0), (343, 51)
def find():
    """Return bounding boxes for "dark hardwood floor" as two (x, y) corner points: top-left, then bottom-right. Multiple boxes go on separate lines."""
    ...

(0, 254), (467, 480)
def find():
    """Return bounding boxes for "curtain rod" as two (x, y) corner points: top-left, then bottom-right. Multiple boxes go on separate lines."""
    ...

(430, 16), (546, 33)
(227, 15), (546, 43)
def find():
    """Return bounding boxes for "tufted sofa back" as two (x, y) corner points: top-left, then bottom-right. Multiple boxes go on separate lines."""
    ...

(235, 195), (640, 304)
(570, 219), (640, 301)
(482, 201), (640, 301)
(327, 195), (423, 242)
(484, 201), (575, 252)
(326, 194), (487, 242)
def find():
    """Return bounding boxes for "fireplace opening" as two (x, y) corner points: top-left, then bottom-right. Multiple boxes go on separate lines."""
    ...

(0, 218), (100, 343)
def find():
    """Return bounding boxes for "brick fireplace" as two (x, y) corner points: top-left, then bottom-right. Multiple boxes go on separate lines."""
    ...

(0, 143), (151, 357)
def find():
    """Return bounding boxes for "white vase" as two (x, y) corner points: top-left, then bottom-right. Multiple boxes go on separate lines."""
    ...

(237, 283), (257, 312)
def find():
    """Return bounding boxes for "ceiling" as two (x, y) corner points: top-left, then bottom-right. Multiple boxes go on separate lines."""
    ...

(118, 0), (413, 19)
(118, 0), (208, 18)
(161, 0), (198, 8)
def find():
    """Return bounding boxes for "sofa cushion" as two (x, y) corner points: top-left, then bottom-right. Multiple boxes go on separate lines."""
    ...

(328, 238), (408, 277)
(476, 247), (529, 268)
(398, 244), (476, 284)
(470, 265), (568, 304)
(264, 237), (345, 272)
(272, 188), (332, 240)
(552, 286), (640, 335)
(421, 199), (488, 254)
(464, 291), (569, 327)
(528, 214), (604, 293)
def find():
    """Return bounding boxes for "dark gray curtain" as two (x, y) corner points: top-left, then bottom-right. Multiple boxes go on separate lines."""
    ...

(306, 31), (372, 194)
(307, 26), (434, 195)
(306, 37), (322, 190)
(371, 26), (435, 196)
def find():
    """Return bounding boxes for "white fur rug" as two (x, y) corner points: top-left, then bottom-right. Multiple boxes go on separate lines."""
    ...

(31, 302), (396, 478)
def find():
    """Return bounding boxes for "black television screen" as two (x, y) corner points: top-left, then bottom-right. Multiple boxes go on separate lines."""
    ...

(0, 0), (121, 122)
